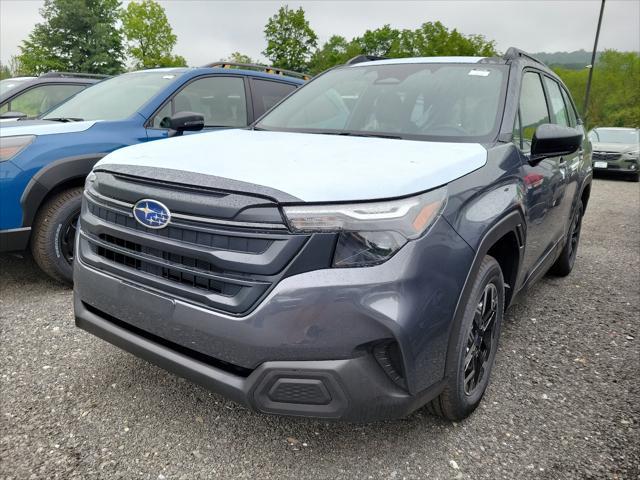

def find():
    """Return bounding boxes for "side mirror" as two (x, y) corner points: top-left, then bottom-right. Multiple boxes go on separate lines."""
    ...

(163, 111), (205, 137)
(529, 123), (582, 165)
(0, 111), (27, 119)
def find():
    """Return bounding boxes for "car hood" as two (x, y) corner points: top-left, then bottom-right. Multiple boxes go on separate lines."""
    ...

(0, 119), (97, 137)
(592, 142), (639, 154)
(95, 129), (487, 203)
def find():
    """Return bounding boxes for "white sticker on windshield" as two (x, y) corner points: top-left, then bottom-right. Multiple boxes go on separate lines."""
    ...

(468, 69), (491, 77)
(162, 75), (176, 79)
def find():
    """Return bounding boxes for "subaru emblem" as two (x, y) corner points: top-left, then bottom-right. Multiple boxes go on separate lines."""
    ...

(133, 199), (171, 229)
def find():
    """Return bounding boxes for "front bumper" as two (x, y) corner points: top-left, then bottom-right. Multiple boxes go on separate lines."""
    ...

(74, 215), (474, 420)
(75, 296), (444, 421)
(0, 227), (31, 252)
(592, 158), (639, 174)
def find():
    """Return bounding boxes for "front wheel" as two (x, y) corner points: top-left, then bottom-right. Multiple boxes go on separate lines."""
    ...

(428, 255), (505, 421)
(31, 187), (82, 285)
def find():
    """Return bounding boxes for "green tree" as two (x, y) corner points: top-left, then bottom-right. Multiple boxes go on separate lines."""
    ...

(121, 0), (186, 69)
(223, 52), (254, 64)
(391, 22), (496, 57)
(357, 25), (400, 57)
(308, 35), (360, 74)
(0, 63), (11, 80)
(263, 6), (317, 72)
(18, 0), (125, 75)
(554, 50), (640, 128)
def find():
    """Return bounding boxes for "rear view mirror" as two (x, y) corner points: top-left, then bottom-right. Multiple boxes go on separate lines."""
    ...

(163, 111), (205, 137)
(0, 111), (27, 119)
(530, 124), (582, 164)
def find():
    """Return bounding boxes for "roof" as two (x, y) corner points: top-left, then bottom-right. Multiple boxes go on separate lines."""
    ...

(130, 66), (304, 83)
(348, 56), (485, 67)
(592, 127), (638, 131)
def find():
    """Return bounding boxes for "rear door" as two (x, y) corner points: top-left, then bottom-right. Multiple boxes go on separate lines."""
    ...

(515, 70), (566, 280)
(542, 75), (581, 238)
(248, 78), (297, 120)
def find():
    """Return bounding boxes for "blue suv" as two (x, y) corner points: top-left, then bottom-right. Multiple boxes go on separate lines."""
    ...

(0, 64), (304, 283)
(74, 50), (592, 421)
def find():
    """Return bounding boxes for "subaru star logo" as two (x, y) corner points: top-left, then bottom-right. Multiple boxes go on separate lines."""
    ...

(133, 199), (171, 229)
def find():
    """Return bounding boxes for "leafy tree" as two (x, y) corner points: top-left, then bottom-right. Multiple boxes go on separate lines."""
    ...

(357, 25), (400, 57)
(0, 63), (11, 80)
(263, 6), (317, 72)
(223, 52), (254, 64)
(308, 35), (360, 74)
(121, 0), (186, 69)
(391, 22), (496, 57)
(308, 21), (497, 75)
(554, 50), (639, 128)
(18, 0), (125, 75)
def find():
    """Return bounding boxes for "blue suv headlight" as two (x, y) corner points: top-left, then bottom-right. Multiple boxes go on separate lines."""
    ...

(0, 135), (35, 162)
(283, 187), (447, 267)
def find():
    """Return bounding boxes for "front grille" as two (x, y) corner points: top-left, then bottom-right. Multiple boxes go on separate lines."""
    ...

(592, 151), (621, 162)
(78, 173), (309, 314)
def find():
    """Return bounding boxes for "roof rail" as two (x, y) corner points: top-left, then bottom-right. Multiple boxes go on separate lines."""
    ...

(201, 62), (310, 80)
(39, 71), (110, 79)
(502, 48), (546, 67)
(346, 55), (388, 65)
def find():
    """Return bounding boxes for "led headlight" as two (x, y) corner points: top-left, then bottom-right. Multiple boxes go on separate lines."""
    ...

(284, 187), (447, 267)
(0, 135), (35, 162)
(84, 171), (96, 189)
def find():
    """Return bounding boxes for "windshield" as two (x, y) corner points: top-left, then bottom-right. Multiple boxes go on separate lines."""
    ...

(42, 70), (186, 121)
(0, 78), (34, 96)
(257, 63), (507, 141)
(589, 128), (639, 145)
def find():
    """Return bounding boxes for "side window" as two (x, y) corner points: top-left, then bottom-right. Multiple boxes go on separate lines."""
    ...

(155, 76), (247, 128)
(250, 79), (297, 119)
(519, 72), (550, 152)
(543, 77), (569, 127)
(152, 102), (172, 128)
(560, 87), (578, 127)
(8, 84), (85, 117)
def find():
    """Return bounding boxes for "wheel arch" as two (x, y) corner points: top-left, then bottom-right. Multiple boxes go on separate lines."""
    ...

(20, 153), (106, 227)
(442, 210), (525, 375)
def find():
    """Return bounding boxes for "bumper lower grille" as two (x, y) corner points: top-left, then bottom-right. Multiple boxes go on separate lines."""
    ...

(78, 174), (309, 314)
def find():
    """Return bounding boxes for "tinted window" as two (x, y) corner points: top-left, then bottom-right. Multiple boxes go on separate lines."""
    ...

(519, 72), (550, 151)
(258, 64), (508, 141)
(167, 76), (247, 128)
(543, 77), (569, 127)
(251, 79), (296, 119)
(6, 84), (85, 117)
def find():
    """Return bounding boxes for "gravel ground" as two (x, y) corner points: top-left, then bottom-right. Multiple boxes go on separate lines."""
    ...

(1, 177), (638, 480)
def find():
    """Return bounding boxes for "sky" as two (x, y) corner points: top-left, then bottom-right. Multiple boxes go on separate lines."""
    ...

(0, 0), (638, 67)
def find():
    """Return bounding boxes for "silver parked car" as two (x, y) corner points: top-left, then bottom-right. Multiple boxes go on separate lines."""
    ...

(588, 127), (640, 181)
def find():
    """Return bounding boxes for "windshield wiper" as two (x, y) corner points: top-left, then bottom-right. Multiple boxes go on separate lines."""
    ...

(44, 117), (84, 123)
(335, 131), (402, 140)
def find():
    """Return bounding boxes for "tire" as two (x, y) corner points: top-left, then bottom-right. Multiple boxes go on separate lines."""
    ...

(549, 200), (584, 277)
(31, 187), (83, 285)
(428, 255), (505, 421)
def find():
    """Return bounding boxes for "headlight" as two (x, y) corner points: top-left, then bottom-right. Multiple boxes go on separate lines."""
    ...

(283, 187), (446, 267)
(623, 150), (639, 159)
(84, 171), (96, 189)
(0, 135), (35, 162)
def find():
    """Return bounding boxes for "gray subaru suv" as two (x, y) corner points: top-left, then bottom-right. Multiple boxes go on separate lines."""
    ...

(74, 48), (592, 421)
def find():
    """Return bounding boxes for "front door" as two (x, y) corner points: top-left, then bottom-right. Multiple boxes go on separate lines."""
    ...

(515, 71), (567, 281)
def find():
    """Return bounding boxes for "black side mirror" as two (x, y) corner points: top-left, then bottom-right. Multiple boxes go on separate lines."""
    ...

(0, 111), (27, 119)
(163, 111), (205, 137)
(529, 123), (582, 165)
